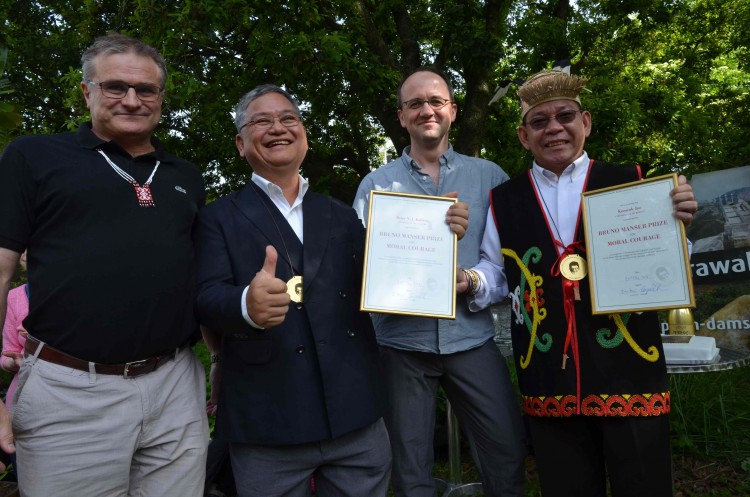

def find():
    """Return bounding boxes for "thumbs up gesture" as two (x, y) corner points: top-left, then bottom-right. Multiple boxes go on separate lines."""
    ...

(246, 245), (291, 328)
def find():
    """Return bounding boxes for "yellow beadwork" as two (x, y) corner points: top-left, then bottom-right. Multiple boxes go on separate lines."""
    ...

(502, 248), (546, 369)
(611, 314), (659, 362)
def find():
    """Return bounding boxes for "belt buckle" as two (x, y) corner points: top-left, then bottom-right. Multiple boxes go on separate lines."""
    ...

(123, 359), (149, 378)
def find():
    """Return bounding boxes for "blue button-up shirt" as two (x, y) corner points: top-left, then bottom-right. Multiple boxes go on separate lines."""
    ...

(353, 145), (509, 354)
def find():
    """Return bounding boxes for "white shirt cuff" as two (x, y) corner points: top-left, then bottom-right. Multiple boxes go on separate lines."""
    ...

(241, 286), (264, 329)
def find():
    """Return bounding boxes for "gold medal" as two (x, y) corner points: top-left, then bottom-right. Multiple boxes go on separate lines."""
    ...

(560, 254), (586, 281)
(287, 275), (303, 303)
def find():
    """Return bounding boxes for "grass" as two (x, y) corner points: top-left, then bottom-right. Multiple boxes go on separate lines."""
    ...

(193, 343), (750, 495)
(668, 367), (750, 496)
(669, 368), (750, 466)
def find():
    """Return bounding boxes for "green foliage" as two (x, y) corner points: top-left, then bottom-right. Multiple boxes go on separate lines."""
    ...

(1, 0), (748, 198)
(192, 341), (215, 433)
(0, 463), (12, 481)
(0, 47), (22, 149)
(694, 282), (750, 322)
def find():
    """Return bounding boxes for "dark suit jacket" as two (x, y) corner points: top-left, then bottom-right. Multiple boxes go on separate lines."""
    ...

(195, 182), (385, 445)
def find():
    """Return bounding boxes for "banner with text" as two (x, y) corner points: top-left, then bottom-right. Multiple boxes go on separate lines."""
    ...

(666, 166), (750, 352)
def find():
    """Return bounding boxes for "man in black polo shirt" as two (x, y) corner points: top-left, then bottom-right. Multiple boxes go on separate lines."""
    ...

(0, 34), (208, 496)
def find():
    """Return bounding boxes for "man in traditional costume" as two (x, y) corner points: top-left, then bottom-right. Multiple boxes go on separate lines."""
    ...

(473, 69), (697, 496)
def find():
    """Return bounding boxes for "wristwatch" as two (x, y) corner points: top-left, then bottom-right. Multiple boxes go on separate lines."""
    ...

(210, 353), (221, 364)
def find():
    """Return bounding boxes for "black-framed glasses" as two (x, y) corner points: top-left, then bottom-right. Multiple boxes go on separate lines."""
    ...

(87, 81), (164, 102)
(239, 114), (301, 132)
(524, 109), (582, 131)
(402, 97), (453, 111)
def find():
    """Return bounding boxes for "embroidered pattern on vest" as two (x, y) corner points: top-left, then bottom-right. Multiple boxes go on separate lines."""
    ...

(602, 314), (660, 362)
(502, 247), (551, 369)
(504, 246), (660, 364)
(522, 392), (670, 417)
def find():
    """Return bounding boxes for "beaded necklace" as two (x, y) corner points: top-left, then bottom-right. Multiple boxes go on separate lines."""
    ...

(97, 149), (160, 207)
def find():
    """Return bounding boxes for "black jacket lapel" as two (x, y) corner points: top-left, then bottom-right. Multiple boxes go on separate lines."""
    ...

(301, 192), (331, 291)
(232, 183), (303, 276)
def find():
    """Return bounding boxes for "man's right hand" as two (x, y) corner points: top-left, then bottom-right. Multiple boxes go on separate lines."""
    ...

(245, 245), (291, 328)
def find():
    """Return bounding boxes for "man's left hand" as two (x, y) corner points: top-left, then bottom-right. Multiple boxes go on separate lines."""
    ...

(443, 192), (468, 240)
(1, 351), (22, 373)
(0, 403), (14, 468)
(671, 175), (698, 226)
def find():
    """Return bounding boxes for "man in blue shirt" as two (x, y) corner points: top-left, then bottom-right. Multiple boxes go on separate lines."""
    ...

(353, 66), (526, 497)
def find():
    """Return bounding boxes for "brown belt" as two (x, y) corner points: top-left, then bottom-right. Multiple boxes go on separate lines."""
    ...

(25, 336), (182, 378)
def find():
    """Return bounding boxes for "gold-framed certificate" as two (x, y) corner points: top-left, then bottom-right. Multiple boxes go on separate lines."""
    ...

(360, 191), (457, 318)
(581, 173), (695, 314)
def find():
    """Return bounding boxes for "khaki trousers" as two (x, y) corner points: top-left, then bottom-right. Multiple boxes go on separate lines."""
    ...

(13, 345), (209, 497)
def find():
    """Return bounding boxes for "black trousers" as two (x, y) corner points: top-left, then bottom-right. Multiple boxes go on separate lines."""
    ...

(381, 340), (527, 497)
(528, 414), (673, 497)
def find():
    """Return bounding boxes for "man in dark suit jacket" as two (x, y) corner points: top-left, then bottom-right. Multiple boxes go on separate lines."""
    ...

(195, 85), (391, 497)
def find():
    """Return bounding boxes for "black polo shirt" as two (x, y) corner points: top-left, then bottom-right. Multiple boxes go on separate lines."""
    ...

(0, 123), (205, 363)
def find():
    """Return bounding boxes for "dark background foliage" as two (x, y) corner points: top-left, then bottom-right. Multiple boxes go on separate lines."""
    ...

(1, 0), (748, 204)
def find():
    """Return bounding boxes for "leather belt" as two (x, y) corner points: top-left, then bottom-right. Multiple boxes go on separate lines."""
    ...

(25, 336), (182, 378)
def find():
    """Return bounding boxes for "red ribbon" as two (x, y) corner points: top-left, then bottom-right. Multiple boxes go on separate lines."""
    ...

(551, 240), (586, 414)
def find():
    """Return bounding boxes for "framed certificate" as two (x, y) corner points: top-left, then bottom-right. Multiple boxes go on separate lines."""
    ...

(581, 174), (695, 314)
(361, 191), (457, 318)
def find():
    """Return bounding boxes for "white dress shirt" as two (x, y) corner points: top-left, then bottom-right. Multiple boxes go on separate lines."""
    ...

(470, 152), (592, 308)
(241, 173), (309, 326)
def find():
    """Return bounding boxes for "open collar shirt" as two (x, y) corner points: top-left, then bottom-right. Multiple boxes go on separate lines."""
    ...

(473, 152), (591, 304)
(353, 145), (509, 354)
(240, 173), (309, 326)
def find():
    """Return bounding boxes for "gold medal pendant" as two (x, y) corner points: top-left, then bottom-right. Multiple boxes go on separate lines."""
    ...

(287, 275), (303, 303)
(560, 254), (586, 281)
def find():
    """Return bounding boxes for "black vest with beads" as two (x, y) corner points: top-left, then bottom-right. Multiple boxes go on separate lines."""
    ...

(491, 160), (669, 418)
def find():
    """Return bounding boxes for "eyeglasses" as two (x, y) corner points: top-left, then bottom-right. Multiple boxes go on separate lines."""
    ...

(402, 97), (453, 111)
(87, 81), (163, 101)
(239, 114), (301, 132)
(524, 110), (582, 131)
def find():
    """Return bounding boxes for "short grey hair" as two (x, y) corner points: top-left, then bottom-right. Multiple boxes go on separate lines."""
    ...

(81, 33), (168, 87)
(234, 84), (301, 132)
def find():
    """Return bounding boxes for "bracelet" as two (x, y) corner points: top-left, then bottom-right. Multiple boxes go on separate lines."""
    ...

(468, 269), (481, 296)
(462, 268), (481, 296)
(210, 353), (221, 364)
(461, 269), (473, 294)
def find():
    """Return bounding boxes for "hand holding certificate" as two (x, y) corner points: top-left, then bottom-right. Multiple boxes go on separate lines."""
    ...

(361, 191), (457, 318)
(581, 174), (695, 314)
